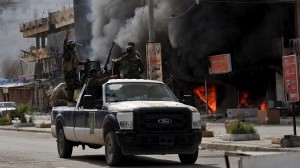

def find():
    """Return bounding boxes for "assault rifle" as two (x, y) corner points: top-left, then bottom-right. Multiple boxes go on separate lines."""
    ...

(103, 42), (115, 72)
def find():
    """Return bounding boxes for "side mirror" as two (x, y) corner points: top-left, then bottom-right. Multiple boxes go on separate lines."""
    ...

(83, 95), (94, 109)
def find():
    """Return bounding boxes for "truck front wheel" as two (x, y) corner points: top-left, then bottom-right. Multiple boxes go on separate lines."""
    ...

(178, 147), (199, 164)
(105, 132), (123, 166)
(57, 128), (73, 158)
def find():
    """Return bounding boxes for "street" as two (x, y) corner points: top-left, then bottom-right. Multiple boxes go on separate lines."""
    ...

(0, 130), (238, 168)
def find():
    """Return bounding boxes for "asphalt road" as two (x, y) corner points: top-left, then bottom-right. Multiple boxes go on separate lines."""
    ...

(0, 130), (238, 168)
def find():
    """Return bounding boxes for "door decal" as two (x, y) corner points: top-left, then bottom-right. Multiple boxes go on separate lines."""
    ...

(89, 112), (95, 134)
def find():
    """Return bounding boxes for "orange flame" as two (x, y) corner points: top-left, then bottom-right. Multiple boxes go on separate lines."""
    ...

(194, 84), (217, 113)
(260, 101), (267, 110)
(239, 91), (251, 107)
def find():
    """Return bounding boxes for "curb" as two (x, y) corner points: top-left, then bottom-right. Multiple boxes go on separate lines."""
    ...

(0, 126), (51, 134)
(201, 142), (299, 152)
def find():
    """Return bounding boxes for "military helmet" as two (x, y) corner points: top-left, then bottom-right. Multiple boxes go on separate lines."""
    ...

(127, 42), (135, 47)
(126, 45), (133, 53)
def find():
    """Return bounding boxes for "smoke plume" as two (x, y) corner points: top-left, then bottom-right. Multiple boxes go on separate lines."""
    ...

(90, 0), (293, 84)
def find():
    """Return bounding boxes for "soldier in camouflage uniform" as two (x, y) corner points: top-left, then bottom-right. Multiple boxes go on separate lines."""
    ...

(112, 45), (144, 79)
(63, 30), (89, 106)
(49, 83), (68, 107)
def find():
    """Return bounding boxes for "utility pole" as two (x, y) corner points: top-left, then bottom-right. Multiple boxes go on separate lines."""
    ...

(146, 0), (163, 81)
(148, 0), (155, 42)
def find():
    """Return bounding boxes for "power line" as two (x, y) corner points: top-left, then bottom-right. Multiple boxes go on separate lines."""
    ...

(166, 2), (197, 19)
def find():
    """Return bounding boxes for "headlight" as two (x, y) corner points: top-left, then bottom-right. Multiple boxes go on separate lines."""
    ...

(192, 112), (201, 129)
(117, 112), (133, 130)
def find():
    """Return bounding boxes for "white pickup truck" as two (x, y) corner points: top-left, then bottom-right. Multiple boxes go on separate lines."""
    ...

(51, 79), (202, 166)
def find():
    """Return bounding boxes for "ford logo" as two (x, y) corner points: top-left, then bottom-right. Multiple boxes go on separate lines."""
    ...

(158, 118), (173, 125)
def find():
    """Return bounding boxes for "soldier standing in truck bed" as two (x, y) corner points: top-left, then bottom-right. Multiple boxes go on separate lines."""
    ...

(63, 29), (89, 106)
(112, 45), (144, 79)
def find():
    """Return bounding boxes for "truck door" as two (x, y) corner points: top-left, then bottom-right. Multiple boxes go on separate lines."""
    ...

(73, 106), (87, 142)
(83, 109), (108, 145)
(73, 85), (89, 142)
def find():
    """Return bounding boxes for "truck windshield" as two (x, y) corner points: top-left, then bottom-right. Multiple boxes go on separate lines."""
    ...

(105, 83), (177, 103)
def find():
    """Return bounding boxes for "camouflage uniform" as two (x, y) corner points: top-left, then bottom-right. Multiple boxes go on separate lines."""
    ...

(114, 46), (144, 79)
(50, 83), (68, 107)
(62, 36), (86, 103)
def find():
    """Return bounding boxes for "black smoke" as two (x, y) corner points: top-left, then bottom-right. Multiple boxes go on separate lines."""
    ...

(90, 0), (294, 94)
(167, 1), (293, 82)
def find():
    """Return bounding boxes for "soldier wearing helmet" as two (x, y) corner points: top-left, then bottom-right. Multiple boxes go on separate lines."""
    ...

(62, 29), (89, 106)
(127, 42), (141, 58)
(112, 44), (144, 79)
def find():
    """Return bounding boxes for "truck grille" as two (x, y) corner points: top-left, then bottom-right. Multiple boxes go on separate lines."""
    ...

(135, 107), (191, 133)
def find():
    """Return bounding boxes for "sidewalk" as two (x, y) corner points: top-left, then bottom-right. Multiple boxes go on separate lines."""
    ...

(0, 114), (51, 133)
(202, 117), (300, 152)
(1, 115), (300, 152)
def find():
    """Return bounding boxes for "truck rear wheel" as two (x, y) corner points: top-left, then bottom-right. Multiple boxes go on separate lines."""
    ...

(57, 128), (73, 158)
(105, 132), (123, 166)
(178, 147), (199, 164)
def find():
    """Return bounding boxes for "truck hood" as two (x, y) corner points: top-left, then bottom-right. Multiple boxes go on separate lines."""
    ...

(107, 101), (196, 112)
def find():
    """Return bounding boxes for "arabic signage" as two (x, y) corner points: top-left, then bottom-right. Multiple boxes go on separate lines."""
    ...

(282, 55), (300, 102)
(208, 54), (232, 74)
(146, 43), (163, 81)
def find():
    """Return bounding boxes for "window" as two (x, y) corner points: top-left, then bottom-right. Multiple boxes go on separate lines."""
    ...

(105, 82), (177, 102)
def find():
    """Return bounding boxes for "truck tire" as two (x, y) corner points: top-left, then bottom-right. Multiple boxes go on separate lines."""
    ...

(57, 128), (73, 158)
(178, 147), (199, 164)
(105, 132), (123, 166)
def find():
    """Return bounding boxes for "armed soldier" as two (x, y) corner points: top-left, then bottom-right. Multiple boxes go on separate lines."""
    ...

(63, 29), (89, 106)
(112, 45), (144, 79)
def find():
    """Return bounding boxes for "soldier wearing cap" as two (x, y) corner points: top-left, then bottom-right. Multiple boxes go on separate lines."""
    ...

(63, 29), (89, 106)
(112, 45), (144, 79)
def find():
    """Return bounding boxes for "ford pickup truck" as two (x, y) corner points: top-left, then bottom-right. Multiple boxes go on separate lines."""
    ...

(51, 79), (202, 166)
